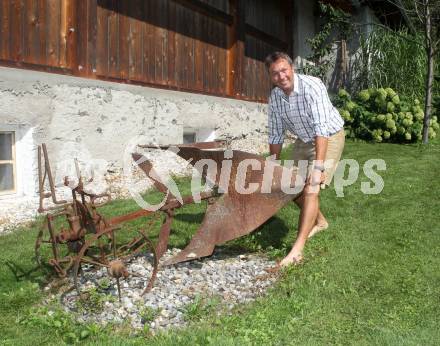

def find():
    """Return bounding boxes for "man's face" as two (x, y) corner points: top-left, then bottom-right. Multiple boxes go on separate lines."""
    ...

(269, 58), (294, 93)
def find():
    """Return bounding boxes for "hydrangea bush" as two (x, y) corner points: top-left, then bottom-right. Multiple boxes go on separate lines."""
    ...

(333, 88), (438, 143)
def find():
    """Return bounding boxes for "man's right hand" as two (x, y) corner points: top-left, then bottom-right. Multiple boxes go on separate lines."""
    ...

(269, 144), (283, 160)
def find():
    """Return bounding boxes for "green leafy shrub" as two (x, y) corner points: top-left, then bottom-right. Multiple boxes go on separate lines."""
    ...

(333, 88), (438, 143)
(139, 306), (159, 324)
(180, 294), (221, 322)
(75, 287), (116, 314)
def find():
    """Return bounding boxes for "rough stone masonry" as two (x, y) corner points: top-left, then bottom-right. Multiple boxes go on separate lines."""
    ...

(0, 67), (293, 229)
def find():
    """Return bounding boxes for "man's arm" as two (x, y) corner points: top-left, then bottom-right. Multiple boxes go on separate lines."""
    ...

(308, 79), (333, 185)
(269, 144), (283, 160)
(310, 136), (328, 186)
(314, 136), (328, 163)
(267, 98), (285, 159)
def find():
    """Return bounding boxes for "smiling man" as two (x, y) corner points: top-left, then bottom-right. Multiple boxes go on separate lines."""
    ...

(265, 51), (345, 267)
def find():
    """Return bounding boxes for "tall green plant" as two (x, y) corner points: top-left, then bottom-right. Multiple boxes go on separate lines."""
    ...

(350, 28), (427, 99)
(387, 0), (439, 144)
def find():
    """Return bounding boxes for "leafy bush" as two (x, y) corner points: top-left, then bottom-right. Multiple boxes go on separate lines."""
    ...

(333, 87), (438, 143)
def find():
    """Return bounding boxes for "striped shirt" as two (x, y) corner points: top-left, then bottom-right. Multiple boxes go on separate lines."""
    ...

(268, 73), (344, 144)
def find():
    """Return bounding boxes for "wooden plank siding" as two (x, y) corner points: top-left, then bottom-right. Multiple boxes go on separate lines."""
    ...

(0, 1), (10, 60)
(0, 0), (72, 71)
(128, 0), (144, 82)
(0, 0), (292, 103)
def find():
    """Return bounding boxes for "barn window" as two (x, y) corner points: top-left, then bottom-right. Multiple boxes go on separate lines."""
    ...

(183, 131), (197, 144)
(0, 131), (16, 194)
(183, 128), (216, 143)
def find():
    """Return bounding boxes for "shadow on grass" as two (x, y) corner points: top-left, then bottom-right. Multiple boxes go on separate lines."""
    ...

(173, 212), (206, 224)
(4, 260), (39, 278)
(173, 215), (291, 259)
(174, 209), (290, 247)
(255, 216), (291, 249)
(3, 259), (54, 291)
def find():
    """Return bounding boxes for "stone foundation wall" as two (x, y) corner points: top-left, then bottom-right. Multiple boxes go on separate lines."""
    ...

(0, 67), (295, 230)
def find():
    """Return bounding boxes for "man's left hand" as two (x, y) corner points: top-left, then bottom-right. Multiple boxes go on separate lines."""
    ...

(310, 168), (325, 185)
(306, 168), (325, 193)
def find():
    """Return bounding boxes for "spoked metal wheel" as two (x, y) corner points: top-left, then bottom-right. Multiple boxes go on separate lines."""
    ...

(73, 227), (158, 301)
(35, 214), (82, 277)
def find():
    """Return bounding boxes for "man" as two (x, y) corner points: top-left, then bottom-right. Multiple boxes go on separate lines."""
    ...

(265, 52), (345, 267)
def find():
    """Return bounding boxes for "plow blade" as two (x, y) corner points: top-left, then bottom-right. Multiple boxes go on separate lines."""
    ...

(134, 146), (303, 265)
(164, 190), (295, 265)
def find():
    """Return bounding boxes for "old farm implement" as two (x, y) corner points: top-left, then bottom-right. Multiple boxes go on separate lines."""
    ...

(35, 142), (303, 299)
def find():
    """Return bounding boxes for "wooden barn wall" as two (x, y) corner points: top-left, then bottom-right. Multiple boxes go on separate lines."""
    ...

(0, 0), (75, 71)
(0, 0), (292, 102)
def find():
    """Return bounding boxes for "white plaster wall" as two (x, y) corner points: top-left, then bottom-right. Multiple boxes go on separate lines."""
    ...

(0, 67), (268, 160)
(0, 67), (270, 207)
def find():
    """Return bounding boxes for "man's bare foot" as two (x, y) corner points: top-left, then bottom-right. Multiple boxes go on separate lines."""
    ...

(308, 221), (329, 239)
(279, 253), (303, 267)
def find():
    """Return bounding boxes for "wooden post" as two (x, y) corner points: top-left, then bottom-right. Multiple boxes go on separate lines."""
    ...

(168, 0), (176, 87)
(88, 0), (97, 76)
(226, 0), (236, 96)
(227, 0), (245, 98)
(75, 0), (97, 77)
(65, 0), (78, 72)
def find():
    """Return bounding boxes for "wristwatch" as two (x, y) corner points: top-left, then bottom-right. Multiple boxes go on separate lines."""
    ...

(313, 165), (325, 172)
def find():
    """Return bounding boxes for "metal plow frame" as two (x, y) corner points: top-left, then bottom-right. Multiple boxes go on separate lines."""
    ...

(35, 141), (303, 299)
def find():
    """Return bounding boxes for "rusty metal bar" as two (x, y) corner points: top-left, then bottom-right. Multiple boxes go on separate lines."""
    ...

(41, 144), (67, 205)
(138, 140), (227, 150)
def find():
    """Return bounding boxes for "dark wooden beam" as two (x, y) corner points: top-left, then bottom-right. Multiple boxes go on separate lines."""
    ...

(245, 24), (288, 50)
(285, 0), (293, 56)
(231, 0), (245, 98)
(172, 0), (233, 25)
(0, 58), (73, 74)
(65, 0), (77, 70)
(226, 0), (236, 96)
(75, 0), (89, 76)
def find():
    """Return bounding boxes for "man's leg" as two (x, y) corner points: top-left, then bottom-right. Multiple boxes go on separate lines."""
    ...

(280, 184), (320, 266)
(307, 130), (345, 238)
(279, 131), (345, 266)
(278, 140), (324, 266)
(291, 141), (328, 240)
(294, 193), (328, 235)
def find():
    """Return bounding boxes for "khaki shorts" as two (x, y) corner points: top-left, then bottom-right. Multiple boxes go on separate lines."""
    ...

(292, 130), (345, 186)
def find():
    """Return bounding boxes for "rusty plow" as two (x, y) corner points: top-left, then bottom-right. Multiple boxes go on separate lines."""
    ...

(134, 142), (304, 266)
(35, 141), (304, 300)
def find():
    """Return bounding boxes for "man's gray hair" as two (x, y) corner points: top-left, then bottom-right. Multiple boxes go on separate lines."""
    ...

(264, 52), (293, 70)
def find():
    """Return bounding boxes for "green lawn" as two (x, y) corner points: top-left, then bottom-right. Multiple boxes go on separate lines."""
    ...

(1, 139), (439, 345)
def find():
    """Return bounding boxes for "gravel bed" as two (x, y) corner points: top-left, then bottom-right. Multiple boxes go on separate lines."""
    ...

(54, 248), (277, 333)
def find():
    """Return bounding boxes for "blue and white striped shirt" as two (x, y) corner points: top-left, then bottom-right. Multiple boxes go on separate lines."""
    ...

(268, 73), (344, 144)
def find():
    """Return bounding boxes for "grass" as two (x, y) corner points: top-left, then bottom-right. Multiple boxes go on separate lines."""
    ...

(1, 138), (439, 345)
